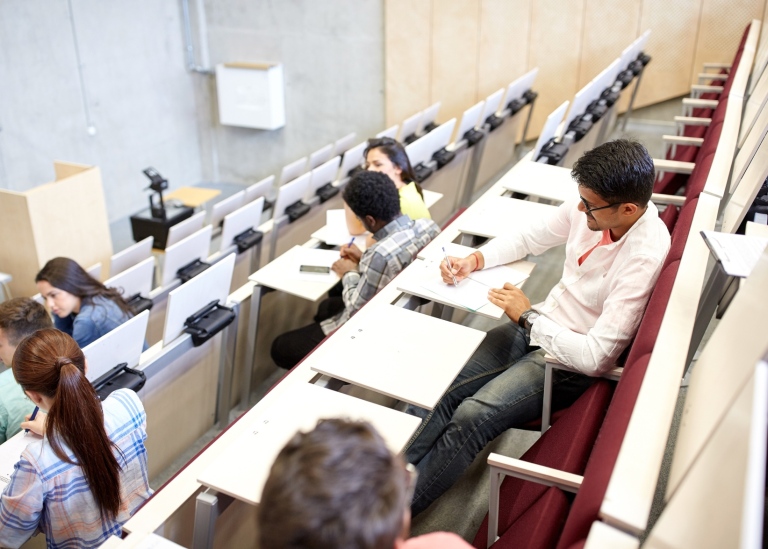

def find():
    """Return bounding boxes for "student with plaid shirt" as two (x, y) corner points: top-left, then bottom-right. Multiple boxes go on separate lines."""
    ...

(0, 329), (152, 549)
(271, 171), (440, 369)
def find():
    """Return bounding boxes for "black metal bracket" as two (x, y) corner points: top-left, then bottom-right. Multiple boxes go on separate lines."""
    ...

(177, 258), (211, 283)
(432, 147), (456, 169)
(285, 199), (311, 222)
(94, 362), (147, 400)
(463, 128), (485, 147)
(183, 300), (236, 347)
(234, 227), (263, 253)
(126, 293), (153, 315)
(413, 162), (434, 183)
(316, 182), (340, 203)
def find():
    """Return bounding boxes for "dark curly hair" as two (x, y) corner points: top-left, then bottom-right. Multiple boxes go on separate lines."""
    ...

(343, 171), (402, 224)
(571, 139), (655, 207)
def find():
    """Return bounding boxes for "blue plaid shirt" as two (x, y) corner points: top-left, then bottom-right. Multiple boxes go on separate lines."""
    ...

(320, 215), (440, 334)
(0, 389), (152, 549)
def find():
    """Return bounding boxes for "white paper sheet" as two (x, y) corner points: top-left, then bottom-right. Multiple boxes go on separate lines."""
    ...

(422, 276), (492, 311)
(701, 231), (768, 278)
(311, 209), (369, 250)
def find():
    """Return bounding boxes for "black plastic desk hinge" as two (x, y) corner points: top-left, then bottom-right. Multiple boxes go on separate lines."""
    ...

(507, 97), (527, 115)
(403, 133), (419, 145)
(638, 52), (651, 66)
(347, 165), (364, 179)
(628, 59), (644, 75)
(285, 199), (311, 223)
(432, 147), (456, 169)
(183, 299), (236, 347)
(523, 89), (538, 103)
(485, 113), (504, 132)
(423, 121), (438, 133)
(316, 182), (340, 203)
(536, 138), (569, 166)
(617, 69), (634, 89)
(234, 227), (264, 253)
(586, 100), (608, 122)
(600, 88), (620, 107)
(566, 116), (593, 142)
(126, 293), (153, 315)
(177, 258), (211, 283)
(413, 163), (434, 183)
(94, 362), (147, 400)
(463, 128), (484, 147)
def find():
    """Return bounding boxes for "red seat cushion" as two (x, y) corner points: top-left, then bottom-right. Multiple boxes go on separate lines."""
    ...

(664, 199), (698, 267)
(658, 205), (679, 234)
(472, 380), (614, 548)
(487, 487), (571, 549)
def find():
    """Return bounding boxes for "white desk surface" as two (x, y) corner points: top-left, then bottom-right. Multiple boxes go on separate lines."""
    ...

(249, 245), (341, 301)
(746, 220), (768, 238)
(396, 254), (535, 320)
(197, 382), (421, 505)
(456, 196), (558, 239)
(308, 304), (486, 409)
(498, 159), (576, 203)
(422, 189), (443, 209)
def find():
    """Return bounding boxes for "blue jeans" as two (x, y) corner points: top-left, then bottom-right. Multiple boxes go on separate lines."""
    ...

(404, 322), (594, 515)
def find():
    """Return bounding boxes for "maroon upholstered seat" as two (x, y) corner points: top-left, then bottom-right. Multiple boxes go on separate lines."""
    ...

(472, 380), (614, 549)
(484, 487), (571, 549)
(664, 198), (698, 268)
(658, 205), (679, 234)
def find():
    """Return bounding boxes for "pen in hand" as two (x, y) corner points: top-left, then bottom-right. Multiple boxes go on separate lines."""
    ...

(442, 247), (459, 287)
(25, 406), (39, 434)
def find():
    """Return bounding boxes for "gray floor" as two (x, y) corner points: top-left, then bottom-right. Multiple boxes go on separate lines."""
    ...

(148, 97), (701, 542)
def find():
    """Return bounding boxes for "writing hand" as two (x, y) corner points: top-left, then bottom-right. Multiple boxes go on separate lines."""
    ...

(487, 283), (531, 323)
(21, 411), (46, 437)
(339, 243), (362, 263)
(332, 258), (358, 277)
(439, 255), (474, 285)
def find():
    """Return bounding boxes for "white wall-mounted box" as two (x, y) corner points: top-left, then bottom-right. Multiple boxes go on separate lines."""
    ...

(216, 62), (285, 130)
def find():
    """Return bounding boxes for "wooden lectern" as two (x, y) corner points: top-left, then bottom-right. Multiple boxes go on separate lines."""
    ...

(0, 161), (113, 298)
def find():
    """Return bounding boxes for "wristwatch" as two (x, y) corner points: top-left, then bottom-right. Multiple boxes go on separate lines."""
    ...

(518, 309), (540, 332)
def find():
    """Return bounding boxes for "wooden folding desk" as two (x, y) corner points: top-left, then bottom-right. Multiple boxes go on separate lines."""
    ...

(164, 187), (221, 208)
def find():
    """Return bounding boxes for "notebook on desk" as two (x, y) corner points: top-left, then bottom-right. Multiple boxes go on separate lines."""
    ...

(197, 383), (421, 506)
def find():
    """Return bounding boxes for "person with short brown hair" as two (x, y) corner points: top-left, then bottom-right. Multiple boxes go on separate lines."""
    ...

(258, 418), (472, 549)
(0, 298), (53, 443)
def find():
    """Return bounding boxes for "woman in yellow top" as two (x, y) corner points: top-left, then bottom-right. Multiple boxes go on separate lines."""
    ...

(345, 137), (431, 238)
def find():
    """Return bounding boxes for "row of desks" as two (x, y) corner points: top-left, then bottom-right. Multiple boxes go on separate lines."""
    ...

(120, 153), (577, 547)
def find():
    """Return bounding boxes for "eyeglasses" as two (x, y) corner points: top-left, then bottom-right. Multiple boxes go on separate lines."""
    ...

(404, 463), (418, 503)
(579, 195), (621, 214)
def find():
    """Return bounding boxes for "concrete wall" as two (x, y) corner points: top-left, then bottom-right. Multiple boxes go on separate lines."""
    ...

(0, 0), (204, 223)
(200, 0), (385, 185)
(0, 0), (386, 224)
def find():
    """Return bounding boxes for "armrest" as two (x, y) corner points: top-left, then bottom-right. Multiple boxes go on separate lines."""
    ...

(697, 73), (726, 83)
(662, 135), (704, 146)
(488, 453), (583, 492)
(653, 158), (695, 175)
(674, 115), (711, 127)
(487, 452), (583, 547)
(690, 84), (723, 95)
(702, 62), (731, 71)
(541, 356), (622, 433)
(651, 193), (687, 207)
(682, 98), (718, 108)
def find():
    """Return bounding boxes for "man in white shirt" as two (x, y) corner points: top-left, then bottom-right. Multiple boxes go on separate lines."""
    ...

(405, 140), (671, 515)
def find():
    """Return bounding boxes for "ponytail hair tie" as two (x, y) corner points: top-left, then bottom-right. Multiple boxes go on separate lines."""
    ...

(55, 357), (74, 371)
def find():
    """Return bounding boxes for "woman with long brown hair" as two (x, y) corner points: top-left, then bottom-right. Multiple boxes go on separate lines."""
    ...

(36, 257), (134, 348)
(0, 329), (152, 548)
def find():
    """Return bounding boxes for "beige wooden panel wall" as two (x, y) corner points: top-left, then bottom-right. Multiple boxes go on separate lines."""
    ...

(385, 0), (767, 138)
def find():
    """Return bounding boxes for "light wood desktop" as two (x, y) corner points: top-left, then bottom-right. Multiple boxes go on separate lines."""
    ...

(164, 187), (221, 208)
(197, 382), (421, 505)
(308, 304), (486, 409)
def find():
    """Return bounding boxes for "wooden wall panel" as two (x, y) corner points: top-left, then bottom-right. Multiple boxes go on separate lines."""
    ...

(691, 0), (764, 81)
(527, 0), (586, 136)
(477, 0), (532, 101)
(579, 0), (642, 88)
(384, 0), (432, 126)
(430, 0), (481, 124)
(633, 0), (703, 109)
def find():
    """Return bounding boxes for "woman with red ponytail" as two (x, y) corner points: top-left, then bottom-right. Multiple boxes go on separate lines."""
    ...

(0, 329), (152, 548)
